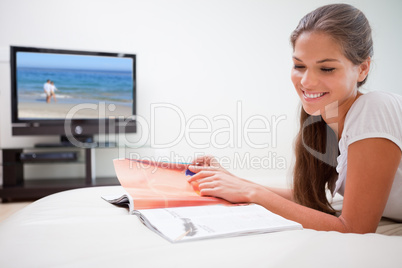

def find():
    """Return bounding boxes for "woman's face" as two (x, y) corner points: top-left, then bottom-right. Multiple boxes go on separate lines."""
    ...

(291, 32), (366, 118)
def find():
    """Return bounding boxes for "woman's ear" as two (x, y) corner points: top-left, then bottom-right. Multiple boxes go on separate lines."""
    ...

(358, 57), (371, 83)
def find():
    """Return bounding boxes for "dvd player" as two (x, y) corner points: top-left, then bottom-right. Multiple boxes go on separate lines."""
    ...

(20, 152), (78, 162)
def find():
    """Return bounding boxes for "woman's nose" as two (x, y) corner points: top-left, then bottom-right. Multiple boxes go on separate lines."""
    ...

(301, 70), (318, 88)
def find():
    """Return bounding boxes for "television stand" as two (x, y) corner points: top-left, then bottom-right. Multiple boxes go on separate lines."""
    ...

(35, 142), (75, 148)
(35, 135), (99, 148)
(35, 142), (116, 148)
(0, 147), (119, 202)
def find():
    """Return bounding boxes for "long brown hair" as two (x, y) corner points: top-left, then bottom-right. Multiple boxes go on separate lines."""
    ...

(291, 4), (373, 214)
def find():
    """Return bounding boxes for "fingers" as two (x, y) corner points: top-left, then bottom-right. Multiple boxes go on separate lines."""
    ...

(199, 187), (218, 197)
(197, 180), (217, 190)
(188, 165), (219, 173)
(187, 170), (217, 183)
(191, 155), (218, 167)
(191, 177), (220, 197)
(191, 156), (207, 165)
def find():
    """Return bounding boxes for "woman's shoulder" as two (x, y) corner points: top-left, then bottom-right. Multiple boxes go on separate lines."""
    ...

(347, 91), (402, 118)
(356, 90), (401, 103)
(343, 90), (402, 148)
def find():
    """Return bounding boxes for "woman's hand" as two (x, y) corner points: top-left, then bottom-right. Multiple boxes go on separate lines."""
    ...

(190, 155), (232, 175)
(188, 156), (264, 204)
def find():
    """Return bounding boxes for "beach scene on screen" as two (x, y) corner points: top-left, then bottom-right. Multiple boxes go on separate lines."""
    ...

(16, 51), (134, 119)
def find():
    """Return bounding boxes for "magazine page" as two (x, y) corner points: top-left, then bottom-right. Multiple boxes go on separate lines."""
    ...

(135, 204), (303, 243)
(113, 159), (230, 210)
(102, 192), (134, 212)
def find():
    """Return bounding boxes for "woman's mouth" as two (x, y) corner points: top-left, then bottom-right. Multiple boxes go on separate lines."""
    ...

(302, 90), (328, 100)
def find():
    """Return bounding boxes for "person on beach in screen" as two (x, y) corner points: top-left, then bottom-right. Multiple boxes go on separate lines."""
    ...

(187, 4), (402, 233)
(50, 81), (57, 102)
(43, 79), (51, 103)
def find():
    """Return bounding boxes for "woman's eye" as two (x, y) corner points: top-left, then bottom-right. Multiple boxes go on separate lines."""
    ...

(293, 65), (305, 70)
(321, 68), (335, 73)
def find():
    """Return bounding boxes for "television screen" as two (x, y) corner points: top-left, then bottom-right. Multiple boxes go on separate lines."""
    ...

(14, 48), (134, 120)
(10, 46), (136, 141)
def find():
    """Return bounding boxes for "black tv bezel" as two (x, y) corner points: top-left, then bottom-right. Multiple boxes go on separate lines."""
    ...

(10, 46), (137, 138)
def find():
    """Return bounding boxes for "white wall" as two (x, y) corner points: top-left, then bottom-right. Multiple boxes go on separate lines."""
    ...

(0, 0), (401, 186)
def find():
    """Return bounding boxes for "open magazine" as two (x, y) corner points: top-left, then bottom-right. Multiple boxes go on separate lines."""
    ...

(102, 158), (302, 242)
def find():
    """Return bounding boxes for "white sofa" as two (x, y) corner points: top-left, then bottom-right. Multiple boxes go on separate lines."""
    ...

(0, 186), (401, 268)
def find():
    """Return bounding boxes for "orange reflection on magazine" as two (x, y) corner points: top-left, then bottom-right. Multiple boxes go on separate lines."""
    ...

(113, 159), (230, 210)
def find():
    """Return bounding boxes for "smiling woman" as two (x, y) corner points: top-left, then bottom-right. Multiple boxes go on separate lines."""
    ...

(290, 4), (374, 215)
(188, 3), (402, 234)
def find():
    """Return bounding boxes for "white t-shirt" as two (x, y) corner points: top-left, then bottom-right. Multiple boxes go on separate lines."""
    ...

(43, 82), (51, 94)
(333, 91), (402, 221)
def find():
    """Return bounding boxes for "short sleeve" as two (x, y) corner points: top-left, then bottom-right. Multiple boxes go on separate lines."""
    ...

(342, 91), (402, 150)
(334, 91), (402, 197)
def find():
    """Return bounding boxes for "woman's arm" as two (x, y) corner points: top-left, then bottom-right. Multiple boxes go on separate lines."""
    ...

(337, 138), (400, 233)
(263, 186), (293, 201)
(188, 138), (401, 233)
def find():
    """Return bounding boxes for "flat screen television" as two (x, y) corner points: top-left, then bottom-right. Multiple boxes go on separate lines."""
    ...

(10, 46), (136, 147)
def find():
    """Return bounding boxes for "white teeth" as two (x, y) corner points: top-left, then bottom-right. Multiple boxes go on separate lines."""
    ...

(304, 92), (325, 99)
